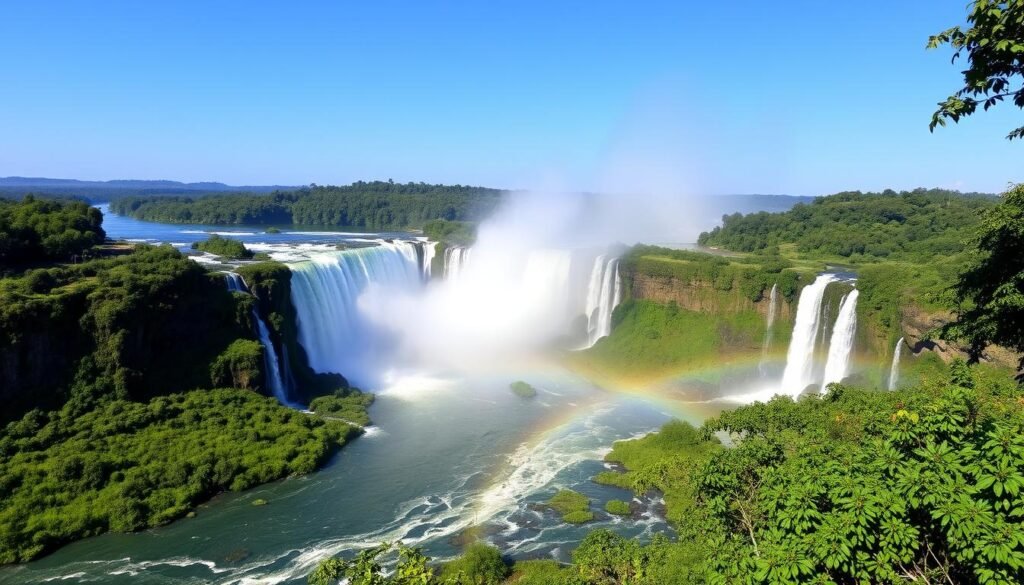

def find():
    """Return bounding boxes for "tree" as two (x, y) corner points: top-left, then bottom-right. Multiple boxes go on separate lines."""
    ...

(929, 0), (1024, 139)
(943, 183), (1024, 374)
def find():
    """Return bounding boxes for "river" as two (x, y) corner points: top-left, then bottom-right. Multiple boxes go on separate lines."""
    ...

(0, 207), (723, 584)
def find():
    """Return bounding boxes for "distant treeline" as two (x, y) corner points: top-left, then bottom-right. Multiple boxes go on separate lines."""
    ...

(110, 181), (507, 230)
(698, 188), (997, 261)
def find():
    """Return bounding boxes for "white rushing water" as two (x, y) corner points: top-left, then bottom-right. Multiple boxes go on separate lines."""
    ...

(223, 273), (291, 405)
(581, 255), (622, 348)
(420, 240), (437, 279)
(288, 241), (423, 386)
(758, 283), (779, 376)
(888, 336), (905, 391)
(821, 289), (859, 391)
(780, 274), (837, 397)
(443, 246), (471, 283)
(254, 314), (290, 405)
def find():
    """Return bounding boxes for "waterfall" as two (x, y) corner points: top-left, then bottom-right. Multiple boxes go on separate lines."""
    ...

(444, 246), (471, 283)
(288, 241), (423, 386)
(581, 255), (622, 348)
(821, 289), (859, 391)
(758, 283), (779, 376)
(780, 274), (837, 397)
(224, 272), (246, 293)
(222, 272), (291, 405)
(421, 241), (437, 280)
(888, 337), (905, 391)
(254, 313), (290, 405)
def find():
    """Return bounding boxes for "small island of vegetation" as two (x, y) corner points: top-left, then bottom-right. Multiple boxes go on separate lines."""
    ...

(547, 489), (594, 524)
(191, 234), (254, 259)
(509, 381), (537, 399)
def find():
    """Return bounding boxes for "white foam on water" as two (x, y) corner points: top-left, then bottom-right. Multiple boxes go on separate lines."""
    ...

(224, 405), (619, 585)
(41, 572), (87, 582)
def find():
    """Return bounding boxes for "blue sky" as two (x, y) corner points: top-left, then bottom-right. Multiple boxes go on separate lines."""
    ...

(0, 1), (1019, 195)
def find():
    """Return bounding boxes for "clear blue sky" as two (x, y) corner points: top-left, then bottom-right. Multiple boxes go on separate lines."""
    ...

(0, 1), (1019, 195)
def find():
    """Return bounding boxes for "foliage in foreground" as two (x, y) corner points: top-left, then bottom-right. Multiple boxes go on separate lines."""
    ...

(309, 363), (1024, 584)
(928, 0), (1024, 140)
(0, 388), (359, 564)
(943, 183), (1024, 374)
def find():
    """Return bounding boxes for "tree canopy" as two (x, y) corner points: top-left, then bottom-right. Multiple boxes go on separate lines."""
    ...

(110, 181), (506, 230)
(943, 184), (1024, 373)
(929, 0), (1024, 139)
(0, 196), (105, 266)
(697, 188), (996, 261)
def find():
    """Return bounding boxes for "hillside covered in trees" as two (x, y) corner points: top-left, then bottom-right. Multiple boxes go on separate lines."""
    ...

(698, 188), (996, 261)
(0, 206), (368, 563)
(110, 181), (507, 230)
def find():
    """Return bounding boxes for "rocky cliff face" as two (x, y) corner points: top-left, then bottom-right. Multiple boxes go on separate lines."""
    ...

(900, 304), (1020, 371)
(0, 252), (261, 422)
(629, 272), (795, 322)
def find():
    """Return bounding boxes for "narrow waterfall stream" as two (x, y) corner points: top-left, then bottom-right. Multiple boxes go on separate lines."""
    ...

(888, 337), (905, 390)
(759, 283), (779, 375)
(223, 272), (291, 405)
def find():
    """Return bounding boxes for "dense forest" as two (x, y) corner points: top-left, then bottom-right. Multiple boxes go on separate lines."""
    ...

(109, 181), (507, 230)
(0, 196), (105, 266)
(0, 389), (357, 564)
(697, 188), (996, 261)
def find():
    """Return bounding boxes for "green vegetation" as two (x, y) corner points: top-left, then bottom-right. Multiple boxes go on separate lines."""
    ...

(929, 0), (1024, 140)
(251, 499), (269, 506)
(0, 207), (374, 564)
(236, 261), (352, 401)
(943, 184), (1024, 373)
(0, 195), (104, 267)
(209, 339), (265, 390)
(111, 181), (505, 230)
(440, 543), (510, 584)
(0, 245), (258, 421)
(547, 489), (593, 524)
(623, 245), (804, 303)
(509, 381), (537, 399)
(0, 388), (359, 564)
(191, 234), (254, 259)
(312, 362), (1024, 584)
(573, 299), (765, 379)
(604, 499), (631, 515)
(698, 188), (995, 261)
(309, 392), (375, 427)
(423, 219), (476, 246)
(693, 188), (1012, 363)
